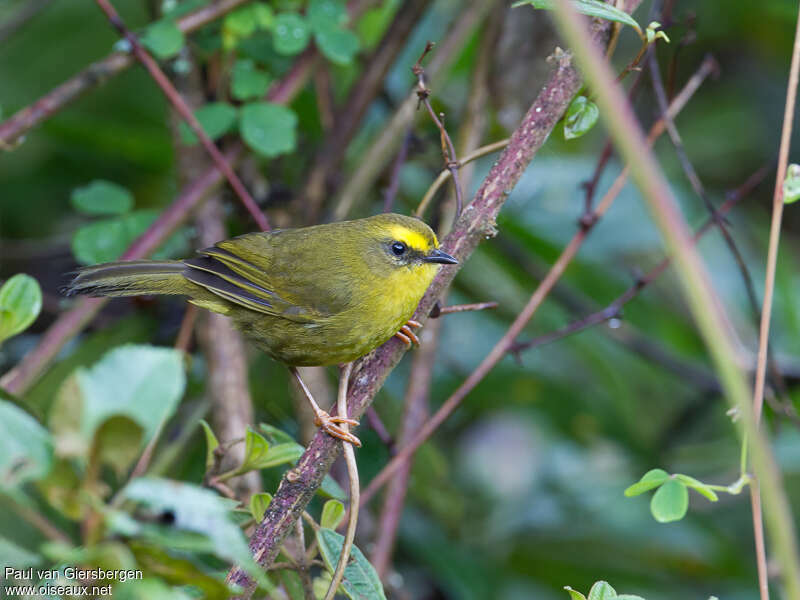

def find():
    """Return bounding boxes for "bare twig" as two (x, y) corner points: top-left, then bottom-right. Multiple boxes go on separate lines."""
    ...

(430, 301), (498, 317)
(511, 165), (770, 356)
(0, 53), (316, 397)
(0, 0), (253, 146)
(361, 54), (714, 507)
(413, 42), (464, 221)
(323, 363), (358, 600)
(383, 129), (414, 213)
(0, 0), (53, 43)
(93, 0), (269, 231)
(550, 1), (800, 596)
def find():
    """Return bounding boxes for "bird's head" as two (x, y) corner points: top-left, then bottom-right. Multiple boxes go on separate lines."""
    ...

(362, 213), (458, 271)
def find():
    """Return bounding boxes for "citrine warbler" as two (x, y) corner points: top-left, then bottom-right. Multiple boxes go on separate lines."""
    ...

(66, 213), (457, 445)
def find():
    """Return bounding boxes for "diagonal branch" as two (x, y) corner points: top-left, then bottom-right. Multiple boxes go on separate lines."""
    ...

(224, 5), (641, 595)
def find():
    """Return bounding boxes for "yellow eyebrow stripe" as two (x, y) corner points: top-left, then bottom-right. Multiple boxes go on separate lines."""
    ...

(386, 225), (437, 251)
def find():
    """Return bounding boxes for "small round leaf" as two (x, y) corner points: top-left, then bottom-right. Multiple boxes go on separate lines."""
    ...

(179, 102), (238, 145)
(624, 468), (669, 497)
(564, 95), (600, 140)
(240, 102), (298, 157)
(588, 581), (617, 600)
(141, 20), (185, 60)
(231, 59), (271, 101)
(71, 180), (133, 215)
(308, 0), (348, 31)
(650, 478), (689, 523)
(315, 25), (360, 65)
(0, 274), (43, 344)
(273, 13), (310, 55)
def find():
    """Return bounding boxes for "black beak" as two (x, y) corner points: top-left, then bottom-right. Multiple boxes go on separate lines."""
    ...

(422, 248), (458, 265)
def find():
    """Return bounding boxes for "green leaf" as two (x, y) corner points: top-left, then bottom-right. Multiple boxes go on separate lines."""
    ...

(316, 528), (387, 600)
(257, 443), (304, 468)
(141, 20), (185, 60)
(564, 587), (587, 600)
(512, 0), (642, 35)
(199, 419), (219, 472)
(121, 477), (273, 590)
(674, 474), (719, 502)
(240, 102), (298, 157)
(0, 274), (42, 345)
(71, 210), (189, 265)
(259, 423), (300, 445)
(319, 474), (347, 500)
(315, 25), (360, 65)
(92, 415), (145, 477)
(0, 536), (43, 568)
(308, 0), (348, 31)
(564, 95), (600, 140)
(238, 426), (270, 472)
(280, 570), (306, 600)
(783, 163), (800, 204)
(624, 468), (669, 497)
(0, 401), (52, 491)
(588, 581), (617, 600)
(616, 596), (647, 600)
(231, 59), (271, 101)
(321, 499), (345, 530)
(179, 102), (238, 144)
(70, 180), (133, 215)
(249, 492), (273, 522)
(49, 345), (185, 461)
(272, 13), (311, 55)
(650, 478), (689, 523)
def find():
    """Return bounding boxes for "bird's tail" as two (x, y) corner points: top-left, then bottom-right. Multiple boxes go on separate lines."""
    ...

(65, 260), (193, 298)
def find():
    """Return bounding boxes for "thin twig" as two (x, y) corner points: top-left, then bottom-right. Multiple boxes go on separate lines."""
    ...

(0, 0), (53, 43)
(174, 305), (198, 353)
(365, 407), (396, 453)
(295, 519), (314, 600)
(511, 165), (769, 356)
(748, 6), (800, 600)
(415, 139), (510, 218)
(3, 495), (71, 544)
(550, 1), (800, 597)
(429, 301), (498, 317)
(93, 0), (269, 231)
(360, 54), (714, 507)
(383, 129), (414, 213)
(323, 363), (358, 600)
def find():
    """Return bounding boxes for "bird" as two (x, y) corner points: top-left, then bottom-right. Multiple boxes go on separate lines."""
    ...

(66, 213), (458, 446)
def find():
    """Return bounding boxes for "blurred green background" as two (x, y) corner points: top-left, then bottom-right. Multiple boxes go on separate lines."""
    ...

(2, 1), (800, 598)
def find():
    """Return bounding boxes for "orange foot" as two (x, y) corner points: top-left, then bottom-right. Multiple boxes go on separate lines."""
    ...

(394, 319), (422, 347)
(314, 411), (362, 447)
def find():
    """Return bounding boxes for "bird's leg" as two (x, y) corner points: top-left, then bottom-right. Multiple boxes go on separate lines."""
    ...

(393, 319), (422, 347)
(290, 367), (361, 447)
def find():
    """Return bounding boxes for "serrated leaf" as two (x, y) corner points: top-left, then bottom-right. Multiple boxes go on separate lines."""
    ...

(674, 474), (719, 502)
(0, 274), (42, 345)
(650, 478), (688, 523)
(70, 180), (133, 215)
(315, 25), (360, 65)
(588, 581), (617, 600)
(0, 401), (52, 491)
(240, 102), (297, 157)
(121, 477), (273, 590)
(49, 345), (185, 462)
(321, 499), (345, 530)
(783, 163), (800, 204)
(249, 492), (273, 522)
(308, 0), (348, 31)
(316, 528), (386, 600)
(564, 587), (587, 600)
(624, 468), (669, 497)
(273, 13), (310, 55)
(231, 59), (271, 101)
(141, 20), (185, 60)
(564, 95), (600, 140)
(512, 0), (642, 35)
(199, 420), (219, 472)
(179, 102), (238, 144)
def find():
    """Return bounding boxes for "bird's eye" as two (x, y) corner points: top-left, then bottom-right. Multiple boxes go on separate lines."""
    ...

(391, 241), (407, 256)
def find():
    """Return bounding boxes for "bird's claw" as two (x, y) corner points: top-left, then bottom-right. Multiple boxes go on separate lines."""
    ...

(315, 411), (362, 447)
(394, 319), (422, 347)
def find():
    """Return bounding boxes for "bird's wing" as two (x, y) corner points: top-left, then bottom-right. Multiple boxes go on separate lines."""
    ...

(182, 244), (321, 323)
